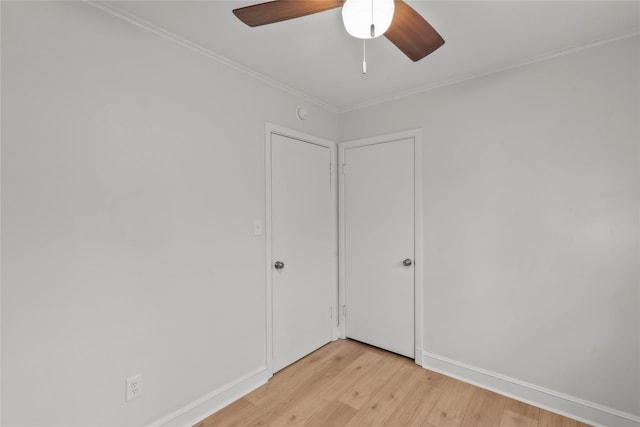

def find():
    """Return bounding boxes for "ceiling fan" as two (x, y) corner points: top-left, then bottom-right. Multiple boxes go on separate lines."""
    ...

(232, 0), (445, 63)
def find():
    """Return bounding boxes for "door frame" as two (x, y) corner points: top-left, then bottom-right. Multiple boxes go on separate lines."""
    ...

(338, 128), (424, 365)
(264, 123), (339, 376)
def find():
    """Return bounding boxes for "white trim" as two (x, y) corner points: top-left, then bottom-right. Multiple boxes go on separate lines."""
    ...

(264, 123), (339, 375)
(264, 127), (274, 374)
(84, 1), (339, 114)
(338, 129), (424, 364)
(148, 366), (270, 427)
(422, 351), (640, 427)
(0, 2), (3, 422)
(413, 129), (424, 366)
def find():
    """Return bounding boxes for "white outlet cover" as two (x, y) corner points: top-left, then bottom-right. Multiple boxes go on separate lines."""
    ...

(126, 374), (143, 402)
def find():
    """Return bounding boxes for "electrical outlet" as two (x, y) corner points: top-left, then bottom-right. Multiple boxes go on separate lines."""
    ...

(126, 374), (143, 402)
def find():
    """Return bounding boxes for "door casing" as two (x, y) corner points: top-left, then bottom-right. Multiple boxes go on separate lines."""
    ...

(265, 123), (339, 376)
(338, 129), (424, 365)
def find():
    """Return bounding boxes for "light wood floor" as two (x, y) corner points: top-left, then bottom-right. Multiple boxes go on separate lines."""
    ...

(196, 339), (591, 427)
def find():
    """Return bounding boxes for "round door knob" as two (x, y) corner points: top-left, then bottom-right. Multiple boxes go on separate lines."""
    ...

(274, 261), (285, 270)
(403, 259), (412, 267)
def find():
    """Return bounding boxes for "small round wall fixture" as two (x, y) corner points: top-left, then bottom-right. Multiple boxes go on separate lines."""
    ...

(296, 106), (309, 121)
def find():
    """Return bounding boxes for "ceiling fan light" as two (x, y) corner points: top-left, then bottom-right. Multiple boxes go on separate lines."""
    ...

(342, 0), (395, 39)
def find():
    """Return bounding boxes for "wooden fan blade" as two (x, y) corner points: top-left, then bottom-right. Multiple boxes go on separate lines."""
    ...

(384, 1), (444, 62)
(233, 0), (343, 27)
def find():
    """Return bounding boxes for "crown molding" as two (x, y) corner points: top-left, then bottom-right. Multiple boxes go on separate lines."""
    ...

(85, 1), (341, 114)
(340, 30), (640, 113)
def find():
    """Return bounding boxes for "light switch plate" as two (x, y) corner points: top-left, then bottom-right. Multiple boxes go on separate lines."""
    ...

(253, 219), (263, 236)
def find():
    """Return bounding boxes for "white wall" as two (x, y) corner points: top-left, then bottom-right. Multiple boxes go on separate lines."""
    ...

(0, 2), (337, 426)
(341, 36), (640, 422)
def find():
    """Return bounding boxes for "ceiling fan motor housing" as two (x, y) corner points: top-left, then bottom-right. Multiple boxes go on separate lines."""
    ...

(342, 0), (395, 39)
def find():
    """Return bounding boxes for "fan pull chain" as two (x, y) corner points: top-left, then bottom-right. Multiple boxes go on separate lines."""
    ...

(362, 39), (367, 74)
(370, 0), (375, 37)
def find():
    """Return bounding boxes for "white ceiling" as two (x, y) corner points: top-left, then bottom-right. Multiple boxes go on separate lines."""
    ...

(98, 1), (639, 112)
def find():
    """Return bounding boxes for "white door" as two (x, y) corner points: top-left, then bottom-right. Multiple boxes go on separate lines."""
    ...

(270, 133), (334, 372)
(342, 138), (415, 358)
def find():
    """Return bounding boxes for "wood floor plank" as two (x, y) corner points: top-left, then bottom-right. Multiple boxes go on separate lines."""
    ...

(242, 371), (329, 426)
(538, 409), (583, 427)
(257, 344), (379, 426)
(343, 362), (422, 426)
(312, 339), (367, 378)
(265, 379), (337, 426)
(303, 400), (358, 426)
(424, 377), (477, 427)
(499, 409), (539, 427)
(422, 368), (450, 388)
(460, 388), (509, 427)
(381, 375), (443, 426)
(243, 365), (311, 407)
(315, 348), (386, 400)
(244, 342), (343, 407)
(242, 367), (316, 412)
(538, 409), (567, 427)
(505, 399), (541, 420)
(337, 356), (402, 410)
(269, 349), (387, 425)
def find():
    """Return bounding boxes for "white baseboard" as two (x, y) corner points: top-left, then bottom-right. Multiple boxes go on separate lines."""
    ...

(147, 366), (271, 427)
(422, 350), (640, 427)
